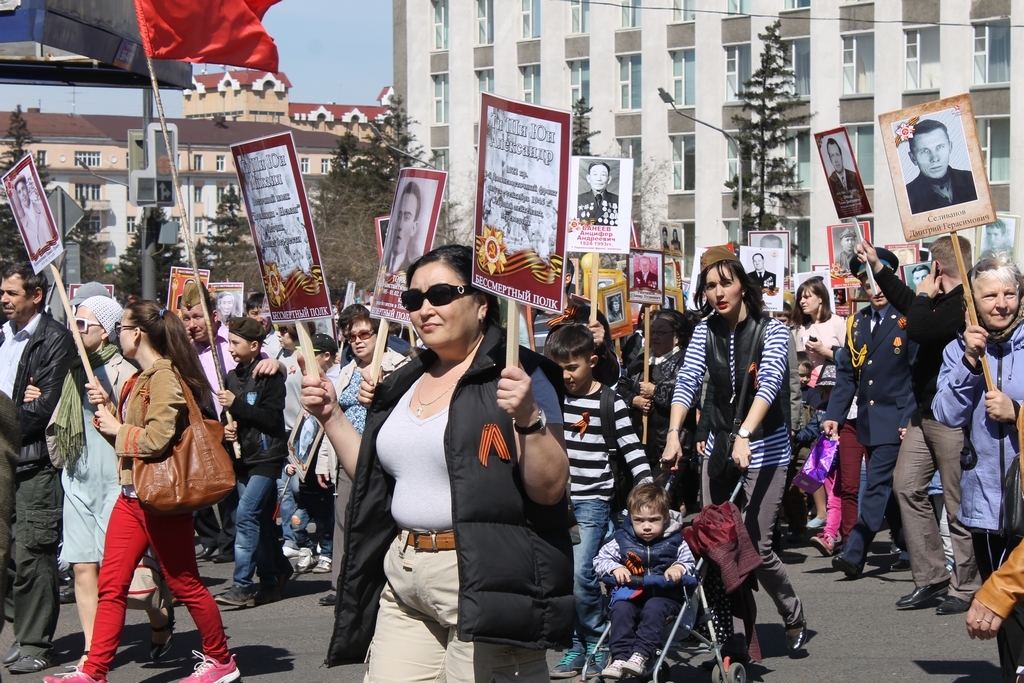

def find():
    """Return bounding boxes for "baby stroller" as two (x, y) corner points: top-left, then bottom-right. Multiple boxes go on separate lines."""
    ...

(581, 478), (748, 683)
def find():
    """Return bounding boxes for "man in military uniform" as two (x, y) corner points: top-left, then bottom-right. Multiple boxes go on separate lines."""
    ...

(577, 161), (619, 227)
(823, 248), (916, 581)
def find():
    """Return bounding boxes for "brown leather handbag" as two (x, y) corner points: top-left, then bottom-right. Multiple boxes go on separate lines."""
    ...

(133, 370), (235, 515)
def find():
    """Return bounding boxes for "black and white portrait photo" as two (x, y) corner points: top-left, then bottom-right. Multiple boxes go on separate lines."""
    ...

(606, 291), (625, 324)
(900, 262), (932, 294)
(977, 214), (1019, 261)
(288, 411), (325, 480)
(209, 283), (245, 320)
(898, 115), (978, 215)
(814, 127), (871, 218)
(383, 168), (447, 278)
(2, 156), (60, 271)
(569, 156), (634, 237)
(739, 246), (784, 312)
(748, 230), (790, 277)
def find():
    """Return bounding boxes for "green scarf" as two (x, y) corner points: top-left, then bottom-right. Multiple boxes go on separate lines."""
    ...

(55, 344), (118, 475)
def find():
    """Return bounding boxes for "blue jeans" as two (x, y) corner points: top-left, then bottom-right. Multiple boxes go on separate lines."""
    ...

(234, 472), (290, 589)
(277, 467), (309, 549)
(572, 498), (613, 647)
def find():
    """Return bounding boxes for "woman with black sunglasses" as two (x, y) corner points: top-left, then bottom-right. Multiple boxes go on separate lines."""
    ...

(301, 244), (571, 682)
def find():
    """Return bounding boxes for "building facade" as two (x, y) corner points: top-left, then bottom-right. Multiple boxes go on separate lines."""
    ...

(396, 0), (1019, 273)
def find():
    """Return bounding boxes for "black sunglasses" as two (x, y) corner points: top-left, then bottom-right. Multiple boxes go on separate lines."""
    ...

(400, 283), (470, 312)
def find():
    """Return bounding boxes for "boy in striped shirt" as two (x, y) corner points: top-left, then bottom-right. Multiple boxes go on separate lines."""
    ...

(546, 324), (653, 679)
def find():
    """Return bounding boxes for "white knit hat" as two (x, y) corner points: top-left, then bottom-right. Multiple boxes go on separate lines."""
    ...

(77, 296), (124, 338)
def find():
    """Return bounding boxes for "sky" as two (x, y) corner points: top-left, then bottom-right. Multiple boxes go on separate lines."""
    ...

(1, 1), (393, 118)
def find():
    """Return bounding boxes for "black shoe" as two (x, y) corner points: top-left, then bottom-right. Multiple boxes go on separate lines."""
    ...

(150, 607), (175, 661)
(254, 584), (282, 606)
(319, 592), (337, 607)
(59, 585), (76, 605)
(786, 619), (808, 653)
(895, 580), (949, 609)
(212, 553), (235, 564)
(215, 585), (256, 607)
(890, 558), (911, 572)
(832, 555), (862, 579)
(2, 643), (20, 666)
(7, 654), (51, 674)
(935, 595), (971, 615)
(196, 546), (216, 561)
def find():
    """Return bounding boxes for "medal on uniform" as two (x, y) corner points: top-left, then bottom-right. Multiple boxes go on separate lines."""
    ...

(893, 337), (903, 355)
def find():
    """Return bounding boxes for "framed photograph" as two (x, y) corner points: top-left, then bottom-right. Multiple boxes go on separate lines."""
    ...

(663, 255), (678, 290)
(663, 287), (683, 311)
(900, 261), (934, 293)
(208, 282), (245, 321)
(885, 243), (920, 268)
(739, 245), (784, 312)
(567, 156), (634, 253)
(287, 411), (325, 481)
(599, 282), (632, 339)
(658, 221), (683, 257)
(1, 154), (61, 273)
(976, 214), (1020, 261)
(814, 127), (872, 218)
(628, 248), (663, 304)
(827, 221), (872, 286)
(374, 215), (390, 260)
(878, 94), (995, 241)
(748, 230), (790, 279)
(166, 266), (210, 316)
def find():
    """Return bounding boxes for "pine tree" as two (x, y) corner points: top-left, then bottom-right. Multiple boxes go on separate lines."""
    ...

(728, 20), (810, 235)
(203, 187), (262, 290)
(0, 106), (49, 266)
(571, 98), (600, 156)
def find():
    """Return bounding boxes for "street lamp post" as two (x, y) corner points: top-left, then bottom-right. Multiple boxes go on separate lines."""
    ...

(657, 87), (743, 241)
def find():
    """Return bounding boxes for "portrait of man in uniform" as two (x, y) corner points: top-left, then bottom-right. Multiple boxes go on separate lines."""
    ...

(747, 253), (777, 291)
(577, 160), (620, 227)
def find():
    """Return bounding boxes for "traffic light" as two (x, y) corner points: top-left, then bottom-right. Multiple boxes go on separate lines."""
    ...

(129, 122), (178, 208)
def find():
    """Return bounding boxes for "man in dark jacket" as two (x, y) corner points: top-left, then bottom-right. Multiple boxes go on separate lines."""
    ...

(0, 263), (74, 673)
(905, 118), (978, 214)
(214, 317), (292, 608)
(858, 237), (980, 614)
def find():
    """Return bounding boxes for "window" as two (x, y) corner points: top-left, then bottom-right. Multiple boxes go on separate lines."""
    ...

(728, 0), (750, 14)
(905, 27), (940, 91)
(74, 151), (101, 167)
(569, 61), (590, 106)
(842, 33), (875, 94)
(216, 155), (225, 172)
(74, 184), (101, 202)
(978, 118), (1010, 182)
(621, 0), (640, 28)
(785, 0), (810, 8)
(846, 125), (874, 186)
(619, 138), (642, 182)
(321, 158), (331, 174)
(477, 68), (495, 94)
(126, 216), (137, 234)
(619, 55), (642, 110)
(571, 0), (590, 33)
(790, 38), (810, 97)
(300, 158), (310, 174)
(521, 65), (540, 104)
(217, 185), (232, 202)
(727, 138), (743, 184)
(673, 0), (695, 22)
(672, 50), (695, 106)
(785, 130), (811, 187)
(672, 135), (695, 191)
(193, 185), (203, 203)
(193, 217), (204, 235)
(35, 151), (46, 167)
(191, 154), (202, 171)
(725, 44), (751, 101)
(433, 73), (449, 123)
(433, 149), (450, 172)
(477, 0), (493, 45)
(974, 22), (1010, 85)
(521, 0), (540, 39)
(433, 0), (448, 50)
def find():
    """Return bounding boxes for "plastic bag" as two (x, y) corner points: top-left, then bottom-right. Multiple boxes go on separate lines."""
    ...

(792, 434), (838, 494)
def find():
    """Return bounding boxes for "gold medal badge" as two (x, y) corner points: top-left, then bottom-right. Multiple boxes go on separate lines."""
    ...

(893, 337), (903, 355)
(476, 225), (509, 275)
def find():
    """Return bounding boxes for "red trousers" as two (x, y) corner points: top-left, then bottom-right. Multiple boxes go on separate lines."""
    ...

(83, 495), (231, 680)
(834, 420), (866, 541)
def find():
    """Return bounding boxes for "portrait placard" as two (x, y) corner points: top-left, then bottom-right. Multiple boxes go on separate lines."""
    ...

(628, 248), (664, 305)
(814, 127), (871, 218)
(748, 230), (790, 278)
(885, 243), (921, 268)
(208, 282), (245, 320)
(739, 245), (784, 312)
(599, 282), (631, 339)
(664, 287), (683, 311)
(900, 261), (933, 293)
(166, 266), (210, 316)
(976, 213), (1020, 262)
(827, 221), (872, 286)
(287, 411), (325, 481)
(472, 93), (570, 312)
(878, 94), (995, 241)
(567, 156), (633, 253)
(231, 132), (332, 323)
(372, 167), (448, 324)
(1, 154), (61, 273)
(659, 221), (684, 257)
(374, 215), (390, 260)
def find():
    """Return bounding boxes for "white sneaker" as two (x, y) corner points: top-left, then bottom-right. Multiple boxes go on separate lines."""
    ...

(295, 548), (315, 573)
(282, 545), (303, 559)
(621, 652), (648, 676)
(601, 659), (626, 680)
(312, 556), (332, 574)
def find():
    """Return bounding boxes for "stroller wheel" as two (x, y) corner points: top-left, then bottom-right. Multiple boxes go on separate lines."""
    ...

(726, 662), (747, 683)
(710, 665), (725, 683)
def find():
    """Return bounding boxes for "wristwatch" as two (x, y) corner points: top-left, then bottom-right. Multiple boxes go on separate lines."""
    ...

(515, 410), (547, 435)
(737, 426), (751, 439)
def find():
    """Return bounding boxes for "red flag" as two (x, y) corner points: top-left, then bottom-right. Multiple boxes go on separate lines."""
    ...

(134, 0), (281, 73)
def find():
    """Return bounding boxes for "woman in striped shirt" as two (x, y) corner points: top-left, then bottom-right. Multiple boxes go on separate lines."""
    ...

(661, 246), (807, 662)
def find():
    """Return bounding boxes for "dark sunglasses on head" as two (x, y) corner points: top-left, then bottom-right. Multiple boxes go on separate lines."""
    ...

(400, 283), (470, 312)
(346, 329), (375, 343)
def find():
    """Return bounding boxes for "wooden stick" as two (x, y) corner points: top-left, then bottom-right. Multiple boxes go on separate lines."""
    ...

(951, 230), (995, 391)
(589, 254), (599, 325)
(369, 318), (391, 383)
(407, 323), (415, 347)
(642, 305), (651, 444)
(49, 264), (96, 386)
(293, 322), (321, 380)
(506, 301), (520, 369)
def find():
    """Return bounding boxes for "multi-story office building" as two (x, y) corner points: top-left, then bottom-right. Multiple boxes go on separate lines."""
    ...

(396, 0), (1018, 272)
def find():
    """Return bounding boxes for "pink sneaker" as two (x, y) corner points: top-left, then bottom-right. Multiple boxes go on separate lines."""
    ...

(43, 671), (106, 683)
(810, 532), (837, 557)
(178, 651), (240, 683)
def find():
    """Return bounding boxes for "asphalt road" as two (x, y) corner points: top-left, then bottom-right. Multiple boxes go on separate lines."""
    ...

(0, 536), (1001, 683)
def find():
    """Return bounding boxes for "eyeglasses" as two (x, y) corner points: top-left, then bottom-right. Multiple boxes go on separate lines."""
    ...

(346, 329), (375, 343)
(73, 318), (103, 333)
(114, 323), (139, 336)
(400, 283), (470, 312)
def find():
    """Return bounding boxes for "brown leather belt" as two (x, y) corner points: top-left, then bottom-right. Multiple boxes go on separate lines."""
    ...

(405, 530), (456, 551)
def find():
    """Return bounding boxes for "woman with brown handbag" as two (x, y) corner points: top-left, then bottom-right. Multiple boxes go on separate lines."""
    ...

(46, 301), (239, 683)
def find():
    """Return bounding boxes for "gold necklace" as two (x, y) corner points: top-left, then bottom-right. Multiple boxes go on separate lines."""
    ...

(415, 378), (458, 417)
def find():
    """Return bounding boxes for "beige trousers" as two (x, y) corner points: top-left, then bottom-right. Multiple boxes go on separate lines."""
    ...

(364, 532), (550, 683)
